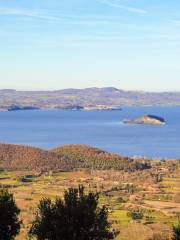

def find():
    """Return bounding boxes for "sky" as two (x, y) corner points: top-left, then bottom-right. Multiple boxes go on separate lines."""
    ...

(0, 0), (179, 91)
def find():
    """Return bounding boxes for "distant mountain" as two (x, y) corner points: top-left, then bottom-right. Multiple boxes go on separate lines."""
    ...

(1, 87), (180, 111)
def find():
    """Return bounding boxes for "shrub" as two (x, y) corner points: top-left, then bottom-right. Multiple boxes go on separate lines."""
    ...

(116, 196), (128, 203)
(127, 209), (144, 220)
(172, 222), (180, 240)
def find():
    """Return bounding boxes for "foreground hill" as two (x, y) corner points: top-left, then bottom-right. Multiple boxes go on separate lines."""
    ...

(0, 143), (152, 172)
(0, 144), (80, 172)
(1, 87), (180, 111)
(49, 144), (151, 171)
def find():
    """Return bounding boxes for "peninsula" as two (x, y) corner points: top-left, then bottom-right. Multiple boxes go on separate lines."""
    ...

(1, 88), (180, 111)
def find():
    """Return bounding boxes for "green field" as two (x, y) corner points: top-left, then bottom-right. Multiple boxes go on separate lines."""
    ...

(0, 167), (179, 240)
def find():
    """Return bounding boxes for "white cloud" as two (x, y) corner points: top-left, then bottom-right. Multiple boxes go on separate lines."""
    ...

(0, 8), (64, 22)
(0, 8), (114, 25)
(95, 0), (147, 14)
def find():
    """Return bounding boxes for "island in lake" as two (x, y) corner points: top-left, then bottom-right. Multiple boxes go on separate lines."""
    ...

(123, 115), (166, 125)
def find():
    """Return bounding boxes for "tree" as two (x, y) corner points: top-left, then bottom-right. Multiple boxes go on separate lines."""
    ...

(0, 188), (21, 240)
(127, 209), (144, 221)
(29, 185), (115, 240)
(172, 222), (180, 240)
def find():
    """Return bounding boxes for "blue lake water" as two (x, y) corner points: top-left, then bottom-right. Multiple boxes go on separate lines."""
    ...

(0, 107), (180, 159)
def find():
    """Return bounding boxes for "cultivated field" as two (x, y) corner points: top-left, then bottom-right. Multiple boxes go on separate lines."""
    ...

(0, 164), (179, 240)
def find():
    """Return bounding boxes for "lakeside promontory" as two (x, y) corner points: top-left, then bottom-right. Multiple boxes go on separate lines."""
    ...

(1, 88), (180, 111)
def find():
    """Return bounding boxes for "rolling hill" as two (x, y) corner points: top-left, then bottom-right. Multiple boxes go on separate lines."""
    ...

(0, 143), (151, 172)
(49, 144), (151, 171)
(0, 144), (80, 172)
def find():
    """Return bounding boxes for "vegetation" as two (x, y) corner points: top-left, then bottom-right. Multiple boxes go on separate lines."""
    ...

(29, 186), (115, 240)
(0, 143), (81, 172)
(50, 144), (151, 171)
(0, 144), (179, 239)
(172, 223), (180, 240)
(0, 188), (21, 240)
(127, 209), (144, 221)
(0, 143), (152, 172)
(0, 166), (178, 240)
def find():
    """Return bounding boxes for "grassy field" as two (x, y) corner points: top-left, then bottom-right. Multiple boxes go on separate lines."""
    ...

(0, 167), (179, 240)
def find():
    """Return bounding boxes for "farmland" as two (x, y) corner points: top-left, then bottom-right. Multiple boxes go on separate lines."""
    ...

(0, 163), (179, 240)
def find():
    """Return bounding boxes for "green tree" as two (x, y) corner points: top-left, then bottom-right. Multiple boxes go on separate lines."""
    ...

(0, 188), (21, 240)
(172, 222), (180, 240)
(29, 185), (115, 240)
(127, 209), (144, 221)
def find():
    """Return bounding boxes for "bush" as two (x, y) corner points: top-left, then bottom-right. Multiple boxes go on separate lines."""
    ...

(127, 209), (144, 220)
(29, 185), (115, 240)
(116, 196), (128, 203)
(172, 222), (180, 240)
(0, 188), (21, 240)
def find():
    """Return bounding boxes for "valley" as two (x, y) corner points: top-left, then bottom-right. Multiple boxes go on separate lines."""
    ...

(0, 143), (179, 240)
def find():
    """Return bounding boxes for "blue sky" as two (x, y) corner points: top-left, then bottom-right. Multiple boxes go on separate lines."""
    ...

(0, 0), (179, 91)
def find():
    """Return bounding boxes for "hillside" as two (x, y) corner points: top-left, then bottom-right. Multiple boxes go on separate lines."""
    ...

(0, 144), (80, 172)
(49, 144), (151, 171)
(1, 88), (180, 111)
(0, 143), (151, 172)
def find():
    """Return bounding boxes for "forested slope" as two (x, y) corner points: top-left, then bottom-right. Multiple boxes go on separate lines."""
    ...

(50, 144), (151, 171)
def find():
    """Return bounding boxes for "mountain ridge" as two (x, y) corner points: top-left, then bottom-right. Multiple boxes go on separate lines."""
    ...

(1, 87), (180, 111)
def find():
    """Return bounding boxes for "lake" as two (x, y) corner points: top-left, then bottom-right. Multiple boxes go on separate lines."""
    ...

(0, 107), (180, 159)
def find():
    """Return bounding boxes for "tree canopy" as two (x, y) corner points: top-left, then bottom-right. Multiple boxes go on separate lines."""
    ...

(0, 188), (21, 240)
(29, 185), (115, 240)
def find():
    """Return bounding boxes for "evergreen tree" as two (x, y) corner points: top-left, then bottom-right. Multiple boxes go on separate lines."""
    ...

(29, 186), (115, 240)
(0, 188), (21, 240)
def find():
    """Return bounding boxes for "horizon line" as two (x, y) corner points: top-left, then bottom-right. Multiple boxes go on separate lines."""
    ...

(0, 87), (180, 93)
